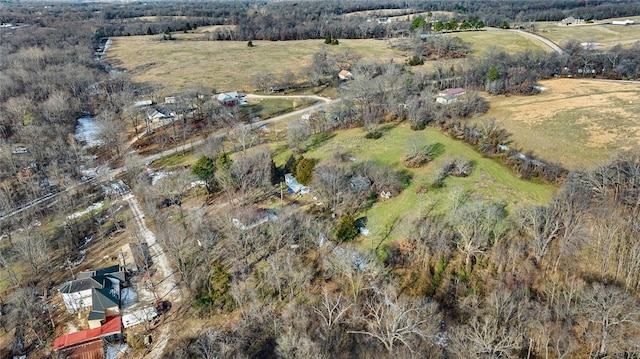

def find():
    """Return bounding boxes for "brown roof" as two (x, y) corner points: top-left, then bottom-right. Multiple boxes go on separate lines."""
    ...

(57, 338), (104, 359)
(439, 88), (466, 96)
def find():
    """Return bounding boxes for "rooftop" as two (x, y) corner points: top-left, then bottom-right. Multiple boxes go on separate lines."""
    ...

(54, 316), (122, 351)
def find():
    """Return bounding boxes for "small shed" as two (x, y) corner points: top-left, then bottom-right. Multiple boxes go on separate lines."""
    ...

(338, 70), (354, 80)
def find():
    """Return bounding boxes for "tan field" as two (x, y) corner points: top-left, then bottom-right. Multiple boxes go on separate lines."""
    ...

(106, 30), (548, 94)
(478, 78), (640, 170)
(534, 16), (640, 49)
(106, 37), (408, 93)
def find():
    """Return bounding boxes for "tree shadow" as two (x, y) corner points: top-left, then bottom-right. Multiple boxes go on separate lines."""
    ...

(305, 133), (336, 152)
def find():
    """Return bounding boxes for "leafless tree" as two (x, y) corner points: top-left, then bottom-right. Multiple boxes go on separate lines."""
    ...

(276, 330), (323, 359)
(580, 283), (640, 356)
(349, 291), (441, 356)
(287, 119), (311, 153)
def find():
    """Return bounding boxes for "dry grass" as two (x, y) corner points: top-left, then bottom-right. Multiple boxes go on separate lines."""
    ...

(106, 37), (407, 94)
(534, 16), (640, 50)
(107, 29), (548, 95)
(477, 78), (640, 170)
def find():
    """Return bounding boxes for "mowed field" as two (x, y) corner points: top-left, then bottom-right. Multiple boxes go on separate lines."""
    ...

(534, 16), (640, 49)
(479, 78), (640, 170)
(106, 30), (548, 94)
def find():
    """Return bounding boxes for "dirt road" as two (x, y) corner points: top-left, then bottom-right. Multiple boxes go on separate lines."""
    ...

(124, 193), (180, 358)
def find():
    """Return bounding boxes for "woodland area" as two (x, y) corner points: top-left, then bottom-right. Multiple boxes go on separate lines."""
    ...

(0, 1), (640, 358)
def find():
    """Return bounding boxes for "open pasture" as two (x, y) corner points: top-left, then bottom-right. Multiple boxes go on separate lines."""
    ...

(274, 125), (555, 242)
(534, 16), (640, 49)
(479, 78), (640, 170)
(106, 29), (549, 94)
(106, 37), (407, 94)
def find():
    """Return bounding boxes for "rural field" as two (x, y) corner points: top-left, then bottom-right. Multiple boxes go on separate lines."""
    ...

(106, 37), (408, 94)
(106, 30), (548, 94)
(270, 125), (556, 243)
(534, 16), (640, 49)
(479, 78), (640, 170)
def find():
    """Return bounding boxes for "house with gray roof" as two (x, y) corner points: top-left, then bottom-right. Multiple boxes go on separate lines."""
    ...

(60, 265), (124, 314)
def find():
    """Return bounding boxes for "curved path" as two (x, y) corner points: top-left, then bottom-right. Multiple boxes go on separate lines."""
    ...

(507, 29), (565, 55)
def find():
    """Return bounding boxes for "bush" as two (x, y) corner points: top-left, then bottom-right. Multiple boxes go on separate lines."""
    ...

(334, 215), (358, 242)
(364, 130), (383, 139)
(407, 55), (424, 66)
(295, 156), (315, 185)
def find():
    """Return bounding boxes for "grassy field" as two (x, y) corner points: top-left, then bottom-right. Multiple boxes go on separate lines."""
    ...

(534, 16), (640, 49)
(271, 124), (556, 243)
(106, 30), (548, 94)
(478, 78), (640, 170)
(106, 37), (408, 94)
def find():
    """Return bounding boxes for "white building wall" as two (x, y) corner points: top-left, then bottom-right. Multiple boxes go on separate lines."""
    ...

(62, 289), (92, 312)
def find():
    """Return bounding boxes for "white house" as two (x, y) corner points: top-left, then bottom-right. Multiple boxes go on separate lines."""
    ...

(436, 88), (466, 105)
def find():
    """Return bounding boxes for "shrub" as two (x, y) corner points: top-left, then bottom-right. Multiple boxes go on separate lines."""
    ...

(407, 55), (424, 66)
(334, 215), (358, 242)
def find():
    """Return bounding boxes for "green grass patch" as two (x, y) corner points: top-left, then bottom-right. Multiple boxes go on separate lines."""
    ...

(533, 17), (640, 50)
(295, 125), (556, 246)
(152, 151), (196, 168)
(247, 98), (317, 120)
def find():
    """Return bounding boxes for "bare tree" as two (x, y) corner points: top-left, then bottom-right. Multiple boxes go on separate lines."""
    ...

(580, 283), (640, 356)
(349, 290), (441, 356)
(287, 119), (310, 153)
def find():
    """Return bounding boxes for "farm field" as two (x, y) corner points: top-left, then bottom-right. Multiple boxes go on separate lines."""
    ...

(478, 78), (640, 170)
(106, 30), (548, 94)
(534, 16), (640, 49)
(271, 125), (556, 243)
(106, 37), (407, 94)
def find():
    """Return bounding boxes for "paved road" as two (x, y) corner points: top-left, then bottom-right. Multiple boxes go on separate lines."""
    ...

(507, 29), (566, 55)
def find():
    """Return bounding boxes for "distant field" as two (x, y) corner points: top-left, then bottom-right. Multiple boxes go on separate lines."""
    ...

(272, 125), (556, 242)
(106, 37), (407, 94)
(106, 30), (548, 94)
(534, 17), (640, 49)
(478, 78), (640, 170)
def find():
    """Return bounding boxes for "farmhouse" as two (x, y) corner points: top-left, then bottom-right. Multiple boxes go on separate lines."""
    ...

(436, 88), (466, 104)
(59, 265), (125, 313)
(133, 100), (152, 108)
(560, 16), (584, 25)
(215, 91), (247, 106)
(338, 69), (354, 80)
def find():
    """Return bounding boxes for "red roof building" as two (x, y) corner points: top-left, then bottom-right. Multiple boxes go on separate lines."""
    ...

(438, 88), (466, 97)
(54, 316), (122, 351)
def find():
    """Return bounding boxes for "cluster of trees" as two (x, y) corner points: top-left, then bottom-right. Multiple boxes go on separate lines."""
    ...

(152, 151), (640, 358)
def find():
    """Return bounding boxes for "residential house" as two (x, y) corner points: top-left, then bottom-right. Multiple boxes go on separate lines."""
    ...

(54, 315), (122, 359)
(215, 92), (247, 106)
(88, 288), (120, 329)
(231, 206), (275, 231)
(338, 70), (354, 80)
(560, 17), (584, 25)
(60, 265), (125, 313)
(147, 108), (169, 122)
(436, 88), (466, 104)
(285, 173), (310, 195)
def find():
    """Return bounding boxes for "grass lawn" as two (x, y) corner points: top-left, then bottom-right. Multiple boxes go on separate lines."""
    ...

(477, 78), (640, 170)
(246, 98), (318, 120)
(273, 124), (556, 244)
(452, 28), (549, 55)
(533, 17), (640, 49)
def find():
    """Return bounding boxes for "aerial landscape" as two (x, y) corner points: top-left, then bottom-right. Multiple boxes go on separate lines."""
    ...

(1, 0), (640, 358)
